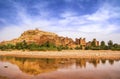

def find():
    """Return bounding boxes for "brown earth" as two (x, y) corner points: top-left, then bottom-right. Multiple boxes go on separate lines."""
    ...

(0, 29), (76, 48)
(0, 50), (120, 59)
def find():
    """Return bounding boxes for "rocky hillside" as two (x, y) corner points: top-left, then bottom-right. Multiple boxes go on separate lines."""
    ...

(0, 29), (76, 48)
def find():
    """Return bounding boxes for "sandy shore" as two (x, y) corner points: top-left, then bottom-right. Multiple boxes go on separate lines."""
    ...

(0, 50), (120, 59)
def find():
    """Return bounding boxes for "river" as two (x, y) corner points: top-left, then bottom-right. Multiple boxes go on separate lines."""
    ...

(0, 56), (120, 79)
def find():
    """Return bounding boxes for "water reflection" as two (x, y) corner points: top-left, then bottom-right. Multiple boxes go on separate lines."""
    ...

(108, 60), (114, 65)
(101, 59), (106, 64)
(0, 56), (119, 75)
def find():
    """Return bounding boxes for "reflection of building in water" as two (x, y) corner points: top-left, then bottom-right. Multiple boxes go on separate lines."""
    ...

(88, 59), (100, 67)
(0, 57), (59, 75)
(0, 56), (117, 75)
(76, 59), (86, 68)
(108, 60), (114, 65)
(19, 59), (59, 75)
(101, 59), (106, 64)
(58, 59), (75, 69)
(0, 57), (77, 75)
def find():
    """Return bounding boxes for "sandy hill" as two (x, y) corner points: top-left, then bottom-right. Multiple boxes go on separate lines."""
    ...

(0, 29), (76, 48)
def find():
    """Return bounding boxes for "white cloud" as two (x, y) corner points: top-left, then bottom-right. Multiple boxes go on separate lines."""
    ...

(0, 1), (120, 44)
(86, 3), (120, 22)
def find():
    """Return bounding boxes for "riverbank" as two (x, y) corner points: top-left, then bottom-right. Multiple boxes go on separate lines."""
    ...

(0, 50), (120, 59)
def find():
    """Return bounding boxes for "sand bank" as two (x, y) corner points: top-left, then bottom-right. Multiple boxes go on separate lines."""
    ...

(0, 50), (120, 59)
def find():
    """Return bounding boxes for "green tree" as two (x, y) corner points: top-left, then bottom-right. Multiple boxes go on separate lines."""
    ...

(91, 41), (96, 47)
(15, 40), (28, 50)
(27, 42), (39, 50)
(57, 45), (63, 51)
(111, 43), (120, 50)
(41, 41), (55, 48)
(22, 40), (28, 49)
(85, 46), (91, 50)
(100, 41), (106, 50)
(0, 45), (6, 50)
(6, 44), (15, 49)
(100, 41), (105, 47)
(75, 45), (82, 50)
(113, 43), (118, 48)
(16, 42), (23, 50)
(108, 40), (113, 49)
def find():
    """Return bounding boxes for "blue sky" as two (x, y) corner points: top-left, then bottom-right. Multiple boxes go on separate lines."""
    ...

(0, 0), (120, 43)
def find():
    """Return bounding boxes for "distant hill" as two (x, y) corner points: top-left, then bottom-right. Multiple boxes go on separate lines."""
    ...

(0, 29), (76, 48)
(0, 29), (120, 51)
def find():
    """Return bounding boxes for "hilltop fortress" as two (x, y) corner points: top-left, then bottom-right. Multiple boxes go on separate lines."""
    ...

(0, 29), (99, 49)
